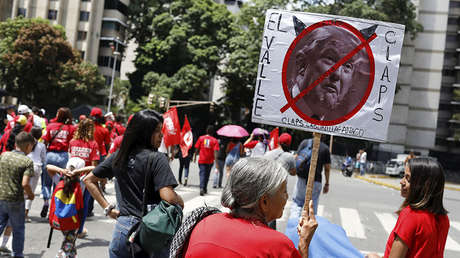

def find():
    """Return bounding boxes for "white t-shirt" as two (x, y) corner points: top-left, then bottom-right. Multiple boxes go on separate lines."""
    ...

(158, 138), (168, 154)
(251, 142), (267, 157)
(360, 152), (367, 163)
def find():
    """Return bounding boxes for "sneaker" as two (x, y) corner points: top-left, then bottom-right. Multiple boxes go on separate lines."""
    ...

(25, 217), (32, 223)
(40, 205), (49, 218)
(0, 246), (11, 254)
(183, 178), (188, 187)
(199, 189), (204, 196)
(77, 228), (88, 239)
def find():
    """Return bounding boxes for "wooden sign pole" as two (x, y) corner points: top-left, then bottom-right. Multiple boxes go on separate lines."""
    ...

(302, 132), (322, 215)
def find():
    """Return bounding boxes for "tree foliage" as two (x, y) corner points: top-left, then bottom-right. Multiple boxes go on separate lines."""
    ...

(0, 17), (104, 111)
(127, 0), (236, 102)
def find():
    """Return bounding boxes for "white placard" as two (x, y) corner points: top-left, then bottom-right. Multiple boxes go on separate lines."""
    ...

(252, 10), (405, 142)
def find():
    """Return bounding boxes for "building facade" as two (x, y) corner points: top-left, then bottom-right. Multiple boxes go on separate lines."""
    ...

(379, 0), (460, 169)
(2, 0), (129, 90)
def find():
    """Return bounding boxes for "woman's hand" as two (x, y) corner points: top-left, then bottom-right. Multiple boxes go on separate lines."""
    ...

(108, 209), (120, 220)
(297, 200), (318, 258)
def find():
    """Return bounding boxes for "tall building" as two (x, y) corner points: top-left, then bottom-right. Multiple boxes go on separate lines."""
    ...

(2, 0), (129, 97)
(379, 0), (460, 169)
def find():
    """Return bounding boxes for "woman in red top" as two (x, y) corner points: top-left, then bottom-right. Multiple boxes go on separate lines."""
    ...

(180, 157), (318, 258)
(68, 118), (100, 238)
(367, 158), (449, 258)
(41, 107), (75, 218)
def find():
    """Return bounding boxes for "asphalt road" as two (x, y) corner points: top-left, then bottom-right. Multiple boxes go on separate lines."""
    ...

(8, 160), (460, 257)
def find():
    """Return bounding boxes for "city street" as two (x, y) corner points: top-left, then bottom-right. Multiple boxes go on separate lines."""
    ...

(10, 160), (460, 257)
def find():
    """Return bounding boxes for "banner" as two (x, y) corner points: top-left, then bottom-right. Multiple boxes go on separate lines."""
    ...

(162, 107), (181, 147)
(251, 10), (405, 142)
(269, 127), (279, 150)
(180, 115), (193, 158)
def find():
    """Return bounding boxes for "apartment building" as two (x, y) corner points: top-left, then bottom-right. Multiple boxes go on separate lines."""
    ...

(1, 0), (129, 89)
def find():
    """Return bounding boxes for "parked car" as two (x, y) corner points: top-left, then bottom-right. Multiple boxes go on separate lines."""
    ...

(385, 159), (405, 177)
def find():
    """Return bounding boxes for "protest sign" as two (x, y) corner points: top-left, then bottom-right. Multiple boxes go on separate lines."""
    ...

(162, 107), (181, 147)
(180, 115), (193, 158)
(252, 10), (405, 142)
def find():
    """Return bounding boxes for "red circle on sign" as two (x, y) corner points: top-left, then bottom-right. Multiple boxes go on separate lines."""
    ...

(281, 20), (375, 126)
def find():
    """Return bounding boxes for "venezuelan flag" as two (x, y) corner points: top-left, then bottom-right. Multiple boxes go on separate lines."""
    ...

(54, 190), (79, 223)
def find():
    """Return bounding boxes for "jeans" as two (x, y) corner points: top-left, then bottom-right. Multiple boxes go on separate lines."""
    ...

(44, 151), (69, 200)
(213, 159), (225, 187)
(78, 189), (92, 234)
(178, 156), (190, 181)
(198, 163), (213, 191)
(109, 216), (169, 258)
(292, 176), (323, 215)
(0, 200), (25, 257)
(360, 162), (366, 175)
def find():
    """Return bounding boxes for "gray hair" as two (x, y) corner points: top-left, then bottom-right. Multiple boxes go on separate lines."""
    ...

(221, 157), (288, 215)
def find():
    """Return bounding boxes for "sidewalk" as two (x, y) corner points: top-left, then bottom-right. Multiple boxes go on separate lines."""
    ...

(354, 174), (460, 192)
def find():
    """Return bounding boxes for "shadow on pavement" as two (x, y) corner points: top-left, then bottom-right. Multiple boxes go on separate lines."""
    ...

(24, 250), (45, 258)
(76, 238), (110, 249)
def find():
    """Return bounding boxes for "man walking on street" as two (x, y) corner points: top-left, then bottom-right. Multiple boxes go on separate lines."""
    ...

(292, 135), (331, 215)
(193, 126), (219, 196)
(359, 149), (367, 176)
(0, 132), (35, 257)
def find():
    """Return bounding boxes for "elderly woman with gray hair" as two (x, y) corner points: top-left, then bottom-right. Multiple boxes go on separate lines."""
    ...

(170, 157), (317, 258)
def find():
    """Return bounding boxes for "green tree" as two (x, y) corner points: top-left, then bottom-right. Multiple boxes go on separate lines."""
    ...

(127, 0), (236, 103)
(0, 17), (104, 111)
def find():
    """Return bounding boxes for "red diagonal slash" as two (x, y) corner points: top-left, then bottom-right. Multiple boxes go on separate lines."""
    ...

(280, 33), (377, 113)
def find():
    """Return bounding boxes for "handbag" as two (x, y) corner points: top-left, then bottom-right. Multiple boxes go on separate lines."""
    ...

(128, 151), (183, 256)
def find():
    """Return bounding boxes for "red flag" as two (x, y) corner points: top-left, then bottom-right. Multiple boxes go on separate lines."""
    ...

(162, 107), (181, 147)
(269, 127), (279, 150)
(180, 115), (193, 158)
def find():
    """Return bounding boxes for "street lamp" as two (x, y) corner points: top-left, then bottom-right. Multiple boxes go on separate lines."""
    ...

(108, 38), (121, 113)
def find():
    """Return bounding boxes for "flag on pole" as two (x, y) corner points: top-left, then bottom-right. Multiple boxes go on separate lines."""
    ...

(162, 107), (181, 147)
(180, 115), (193, 158)
(269, 127), (279, 150)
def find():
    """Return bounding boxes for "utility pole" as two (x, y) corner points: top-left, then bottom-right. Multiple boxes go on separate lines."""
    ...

(107, 38), (120, 113)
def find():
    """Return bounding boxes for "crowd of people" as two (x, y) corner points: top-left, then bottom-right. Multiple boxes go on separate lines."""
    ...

(0, 105), (451, 258)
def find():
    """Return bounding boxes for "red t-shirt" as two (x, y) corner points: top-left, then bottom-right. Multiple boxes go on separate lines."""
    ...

(68, 139), (100, 166)
(43, 122), (75, 151)
(114, 122), (126, 135)
(184, 213), (301, 258)
(384, 206), (449, 258)
(194, 135), (219, 164)
(109, 135), (123, 154)
(94, 123), (111, 157)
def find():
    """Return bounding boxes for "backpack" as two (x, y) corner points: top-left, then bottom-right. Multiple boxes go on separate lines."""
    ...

(295, 139), (313, 178)
(49, 178), (84, 231)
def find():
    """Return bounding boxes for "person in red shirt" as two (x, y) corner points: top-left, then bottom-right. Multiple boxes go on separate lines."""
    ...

(41, 107), (75, 218)
(68, 118), (100, 238)
(107, 115), (133, 156)
(105, 121), (118, 142)
(113, 114), (126, 136)
(193, 125), (219, 196)
(90, 107), (110, 161)
(179, 158), (317, 258)
(367, 158), (449, 258)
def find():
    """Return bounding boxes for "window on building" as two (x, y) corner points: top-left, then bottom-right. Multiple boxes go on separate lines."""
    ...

(77, 31), (87, 40)
(48, 10), (58, 20)
(80, 11), (90, 21)
(17, 8), (26, 17)
(80, 51), (85, 59)
(446, 34), (458, 42)
(82, 0), (91, 2)
(442, 69), (456, 77)
(448, 17), (459, 25)
(450, 1), (460, 8)
(104, 0), (128, 16)
(102, 21), (122, 32)
(104, 76), (111, 85)
(98, 55), (121, 71)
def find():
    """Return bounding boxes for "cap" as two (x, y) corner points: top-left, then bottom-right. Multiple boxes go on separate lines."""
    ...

(18, 105), (31, 115)
(40, 108), (46, 115)
(279, 133), (292, 146)
(66, 157), (86, 171)
(90, 107), (103, 117)
(16, 115), (27, 126)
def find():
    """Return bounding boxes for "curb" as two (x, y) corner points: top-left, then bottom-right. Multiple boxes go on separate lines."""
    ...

(355, 176), (460, 192)
(355, 176), (400, 191)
